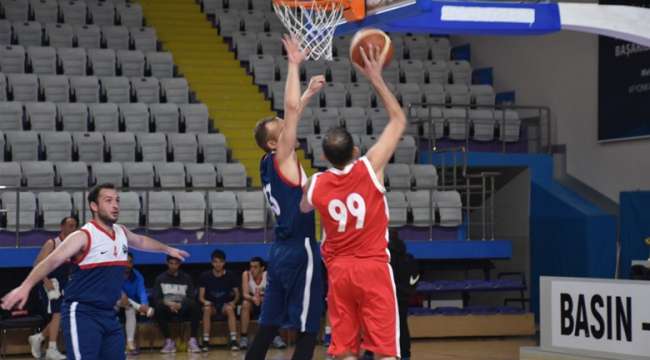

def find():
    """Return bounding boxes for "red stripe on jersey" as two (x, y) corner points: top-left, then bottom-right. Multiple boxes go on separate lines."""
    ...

(78, 260), (129, 270)
(71, 229), (92, 265)
(273, 153), (302, 188)
(90, 220), (116, 240)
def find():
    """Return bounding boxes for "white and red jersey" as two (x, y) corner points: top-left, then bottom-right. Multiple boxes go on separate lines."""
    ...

(64, 220), (129, 310)
(307, 156), (390, 265)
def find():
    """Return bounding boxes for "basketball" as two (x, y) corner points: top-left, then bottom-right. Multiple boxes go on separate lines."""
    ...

(349, 28), (394, 68)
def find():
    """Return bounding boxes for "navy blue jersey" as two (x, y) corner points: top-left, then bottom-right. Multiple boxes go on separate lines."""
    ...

(260, 152), (315, 243)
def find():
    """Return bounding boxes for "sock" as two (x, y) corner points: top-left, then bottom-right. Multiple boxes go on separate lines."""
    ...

(325, 326), (331, 335)
(230, 332), (237, 341)
(48, 341), (57, 350)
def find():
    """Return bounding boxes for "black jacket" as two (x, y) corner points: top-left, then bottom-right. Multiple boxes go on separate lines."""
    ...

(389, 237), (419, 302)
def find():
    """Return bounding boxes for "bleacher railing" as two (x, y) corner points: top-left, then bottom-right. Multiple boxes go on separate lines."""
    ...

(407, 102), (552, 154)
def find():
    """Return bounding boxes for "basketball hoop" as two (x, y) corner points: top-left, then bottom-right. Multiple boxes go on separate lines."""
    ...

(273, 0), (352, 60)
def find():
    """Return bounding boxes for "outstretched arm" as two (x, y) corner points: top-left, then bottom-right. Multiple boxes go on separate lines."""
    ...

(122, 227), (189, 261)
(1, 231), (87, 310)
(353, 45), (406, 176)
(276, 35), (325, 183)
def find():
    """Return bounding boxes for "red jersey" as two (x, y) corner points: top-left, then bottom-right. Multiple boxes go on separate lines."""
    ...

(307, 156), (390, 264)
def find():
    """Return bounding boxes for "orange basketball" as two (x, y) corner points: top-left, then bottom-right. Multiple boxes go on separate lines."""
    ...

(349, 28), (394, 68)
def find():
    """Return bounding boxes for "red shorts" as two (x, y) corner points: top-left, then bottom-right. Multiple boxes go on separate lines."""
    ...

(326, 258), (399, 357)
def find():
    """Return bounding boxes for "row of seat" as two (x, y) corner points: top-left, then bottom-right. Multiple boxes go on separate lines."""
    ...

(0, 0), (143, 26)
(0, 46), (173, 77)
(386, 190), (462, 228)
(267, 81), (494, 111)
(306, 134), (417, 166)
(0, 102), (209, 132)
(250, 55), (471, 85)
(295, 106), (519, 140)
(0, 75), (188, 103)
(0, 130), (228, 162)
(0, 160), (245, 189)
(0, 189), (267, 231)
(203, 0), (276, 14)
(217, 9), (453, 61)
(0, 21), (157, 50)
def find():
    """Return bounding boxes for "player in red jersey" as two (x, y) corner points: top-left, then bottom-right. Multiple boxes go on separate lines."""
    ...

(300, 45), (406, 360)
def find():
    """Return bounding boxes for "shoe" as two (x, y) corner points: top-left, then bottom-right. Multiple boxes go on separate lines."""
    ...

(45, 348), (66, 360)
(160, 339), (176, 353)
(239, 336), (248, 350)
(322, 333), (331, 347)
(126, 348), (140, 356)
(272, 335), (287, 349)
(187, 338), (201, 353)
(229, 340), (240, 351)
(28, 333), (44, 359)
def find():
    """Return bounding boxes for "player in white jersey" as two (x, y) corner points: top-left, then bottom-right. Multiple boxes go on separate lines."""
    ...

(1, 183), (188, 360)
(239, 256), (286, 350)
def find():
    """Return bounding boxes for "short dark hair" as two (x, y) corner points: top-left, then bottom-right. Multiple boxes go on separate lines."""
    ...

(211, 249), (226, 261)
(254, 116), (279, 153)
(87, 183), (116, 215)
(60, 216), (78, 226)
(166, 255), (181, 263)
(250, 256), (266, 268)
(322, 127), (355, 168)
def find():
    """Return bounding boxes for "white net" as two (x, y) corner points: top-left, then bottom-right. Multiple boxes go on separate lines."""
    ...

(273, 0), (345, 60)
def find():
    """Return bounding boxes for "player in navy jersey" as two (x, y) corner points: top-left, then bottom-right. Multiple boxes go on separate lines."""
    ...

(247, 34), (325, 360)
(1, 183), (188, 360)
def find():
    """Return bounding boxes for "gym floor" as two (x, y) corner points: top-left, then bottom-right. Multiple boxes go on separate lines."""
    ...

(10, 337), (536, 359)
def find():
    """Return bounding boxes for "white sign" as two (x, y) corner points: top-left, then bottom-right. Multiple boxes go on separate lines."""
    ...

(542, 277), (650, 358)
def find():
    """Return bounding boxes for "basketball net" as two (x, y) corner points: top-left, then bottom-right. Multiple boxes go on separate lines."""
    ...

(273, 0), (345, 60)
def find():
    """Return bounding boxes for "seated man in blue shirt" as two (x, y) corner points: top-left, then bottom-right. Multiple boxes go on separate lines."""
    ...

(117, 252), (153, 355)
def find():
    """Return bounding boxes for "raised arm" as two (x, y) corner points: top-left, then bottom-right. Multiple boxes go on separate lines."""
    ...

(353, 45), (406, 176)
(276, 35), (325, 182)
(122, 226), (188, 261)
(1, 231), (87, 310)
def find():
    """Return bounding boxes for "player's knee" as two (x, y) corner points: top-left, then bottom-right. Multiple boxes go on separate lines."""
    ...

(242, 300), (251, 310)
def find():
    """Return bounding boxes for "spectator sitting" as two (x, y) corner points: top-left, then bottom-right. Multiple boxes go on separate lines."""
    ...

(117, 252), (153, 355)
(199, 249), (240, 351)
(153, 255), (201, 353)
(239, 256), (286, 350)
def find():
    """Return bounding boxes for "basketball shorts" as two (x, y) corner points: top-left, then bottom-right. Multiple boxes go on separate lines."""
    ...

(258, 239), (323, 333)
(326, 258), (400, 357)
(62, 301), (125, 360)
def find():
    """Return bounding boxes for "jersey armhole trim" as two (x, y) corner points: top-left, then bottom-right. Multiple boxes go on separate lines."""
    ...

(71, 229), (92, 265)
(307, 173), (320, 206)
(273, 153), (302, 188)
(360, 156), (386, 193)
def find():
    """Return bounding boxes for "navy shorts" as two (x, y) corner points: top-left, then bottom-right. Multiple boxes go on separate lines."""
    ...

(259, 239), (324, 333)
(62, 302), (125, 360)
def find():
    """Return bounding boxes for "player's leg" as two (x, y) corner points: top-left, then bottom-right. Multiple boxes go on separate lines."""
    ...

(327, 260), (362, 359)
(201, 303), (215, 343)
(99, 312), (126, 360)
(179, 298), (202, 352)
(123, 307), (137, 352)
(358, 262), (399, 360)
(240, 299), (253, 345)
(154, 302), (176, 353)
(398, 298), (411, 359)
(286, 242), (324, 360)
(61, 302), (103, 360)
(222, 302), (239, 349)
(246, 263), (285, 360)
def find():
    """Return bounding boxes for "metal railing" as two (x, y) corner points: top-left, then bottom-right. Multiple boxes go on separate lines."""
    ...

(407, 102), (552, 154)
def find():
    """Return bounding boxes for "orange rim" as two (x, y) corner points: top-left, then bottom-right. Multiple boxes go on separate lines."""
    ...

(273, 0), (365, 21)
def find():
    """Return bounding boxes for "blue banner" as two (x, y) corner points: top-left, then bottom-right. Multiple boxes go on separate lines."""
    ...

(336, 0), (561, 35)
(598, 0), (650, 141)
